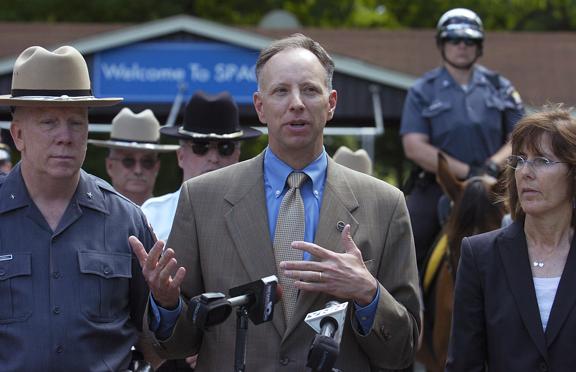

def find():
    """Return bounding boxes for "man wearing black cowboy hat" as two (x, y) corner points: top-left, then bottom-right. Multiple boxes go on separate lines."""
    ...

(0, 46), (156, 371)
(141, 91), (261, 243)
(141, 91), (260, 371)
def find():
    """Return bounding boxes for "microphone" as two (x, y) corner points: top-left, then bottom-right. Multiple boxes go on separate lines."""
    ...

(187, 292), (231, 331)
(305, 301), (348, 372)
(187, 275), (280, 330)
(229, 275), (279, 325)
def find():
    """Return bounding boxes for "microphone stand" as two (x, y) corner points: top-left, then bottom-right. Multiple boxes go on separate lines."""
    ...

(234, 305), (249, 372)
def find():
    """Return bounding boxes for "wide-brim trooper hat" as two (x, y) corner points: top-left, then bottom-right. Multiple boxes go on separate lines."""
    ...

(160, 91), (261, 141)
(0, 46), (122, 107)
(88, 108), (179, 152)
(333, 146), (373, 175)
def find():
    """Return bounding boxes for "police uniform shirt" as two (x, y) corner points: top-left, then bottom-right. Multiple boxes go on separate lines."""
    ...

(400, 65), (524, 166)
(0, 164), (153, 371)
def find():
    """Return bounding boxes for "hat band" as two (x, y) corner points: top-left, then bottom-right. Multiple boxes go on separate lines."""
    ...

(11, 89), (93, 97)
(177, 127), (244, 139)
(110, 137), (159, 145)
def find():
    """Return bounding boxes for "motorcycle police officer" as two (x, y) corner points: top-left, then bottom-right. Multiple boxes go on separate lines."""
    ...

(400, 8), (525, 272)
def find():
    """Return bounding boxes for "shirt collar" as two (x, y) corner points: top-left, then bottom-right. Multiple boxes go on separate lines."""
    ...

(0, 163), (108, 215)
(0, 163), (29, 213)
(264, 147), (327, 195)
(439, 65), (485, 89)
(75, 170), (109, 215)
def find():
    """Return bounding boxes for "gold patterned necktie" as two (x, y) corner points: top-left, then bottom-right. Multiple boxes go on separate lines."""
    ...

(273, 171), (307, 323)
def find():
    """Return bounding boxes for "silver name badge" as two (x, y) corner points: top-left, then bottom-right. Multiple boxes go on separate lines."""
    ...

(0, 254), (13, 261)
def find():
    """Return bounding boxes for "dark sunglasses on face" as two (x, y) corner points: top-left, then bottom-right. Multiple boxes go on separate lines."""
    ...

(445, 37), (478, 46)
(190, 140), (237, 157)
(110, 157), (158, 170)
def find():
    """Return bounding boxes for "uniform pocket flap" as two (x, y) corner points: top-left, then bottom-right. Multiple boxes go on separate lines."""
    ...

(78, 251), (132, 279)
(422, 100), (452, 117)
(0, 253), (31, 281)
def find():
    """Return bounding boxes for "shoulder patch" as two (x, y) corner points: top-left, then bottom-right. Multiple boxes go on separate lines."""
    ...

(511, 89), (522, 105)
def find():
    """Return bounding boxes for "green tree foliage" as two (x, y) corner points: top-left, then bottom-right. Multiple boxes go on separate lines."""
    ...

(2, 0), (576, 31)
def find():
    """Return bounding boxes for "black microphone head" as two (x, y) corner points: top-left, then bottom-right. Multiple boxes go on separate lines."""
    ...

(187, 292), (232, 330)
(229, 275), (278, 324)
(306, 334), (340, 372)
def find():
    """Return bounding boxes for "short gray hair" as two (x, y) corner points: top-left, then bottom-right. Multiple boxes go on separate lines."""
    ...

(255, 33), (335, 90)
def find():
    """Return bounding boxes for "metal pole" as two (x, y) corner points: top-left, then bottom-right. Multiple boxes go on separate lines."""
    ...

(165, 81), (188, 127)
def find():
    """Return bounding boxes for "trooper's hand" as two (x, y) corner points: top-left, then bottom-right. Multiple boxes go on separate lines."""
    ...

(130, 236), (186, 309)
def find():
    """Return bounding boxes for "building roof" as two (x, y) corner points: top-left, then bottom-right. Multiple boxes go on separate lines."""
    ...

(0, 15), (572, 107)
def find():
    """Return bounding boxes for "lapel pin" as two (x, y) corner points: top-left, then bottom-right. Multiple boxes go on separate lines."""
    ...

(86, 192), (93, 199)
(10, 194), (15, 199)
(336, 221), (345, 232)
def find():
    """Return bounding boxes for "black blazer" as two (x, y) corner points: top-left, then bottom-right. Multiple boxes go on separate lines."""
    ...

(446, 221), (576, 372)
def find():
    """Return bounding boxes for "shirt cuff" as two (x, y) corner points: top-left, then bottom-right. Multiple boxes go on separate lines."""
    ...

(353, 286), (380, 335)
(149, 294), (182, 340)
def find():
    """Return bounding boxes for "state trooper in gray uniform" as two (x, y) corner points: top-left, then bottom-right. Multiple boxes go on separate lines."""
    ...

(400, 8), (524, 272)
(0, 45), (156, 371)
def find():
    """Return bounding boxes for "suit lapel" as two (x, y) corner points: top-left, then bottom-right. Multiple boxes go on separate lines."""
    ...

(223, 153), (286, 336)
(544, 236), (576, 345)
(498, 222), (548, 358)
(284, 160), (359, 341)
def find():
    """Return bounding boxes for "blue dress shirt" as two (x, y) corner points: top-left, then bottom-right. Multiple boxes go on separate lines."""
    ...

(263, 147), (378, 334)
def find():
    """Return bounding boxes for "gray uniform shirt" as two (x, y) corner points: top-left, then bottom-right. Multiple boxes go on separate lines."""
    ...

(400, 65), (525, 166)
(0, 164), (153, 371)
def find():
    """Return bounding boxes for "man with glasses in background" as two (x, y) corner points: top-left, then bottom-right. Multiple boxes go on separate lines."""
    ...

(89, 108), (179, 206)
(400, 8), (525, 273)
(141, 90), (261, 371)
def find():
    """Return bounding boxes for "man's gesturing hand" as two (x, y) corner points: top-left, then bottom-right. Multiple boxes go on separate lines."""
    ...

(129, 236), (186, 309)
(279, 224), (377, 306)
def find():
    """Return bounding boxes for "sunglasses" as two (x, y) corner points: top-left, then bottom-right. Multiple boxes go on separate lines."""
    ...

(110, 157), (158, 170)
(190, 141), (237, 157)
(445, 37), (478, 46)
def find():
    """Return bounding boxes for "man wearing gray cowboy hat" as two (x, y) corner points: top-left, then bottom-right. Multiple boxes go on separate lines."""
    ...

(0, 45), (156, 371)
(141, 91), (261, 244)
(89, 108), (179, 206)
(332, 145), (373, 176)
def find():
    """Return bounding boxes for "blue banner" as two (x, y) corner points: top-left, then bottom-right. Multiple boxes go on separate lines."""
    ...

(92, 42), (259, 104)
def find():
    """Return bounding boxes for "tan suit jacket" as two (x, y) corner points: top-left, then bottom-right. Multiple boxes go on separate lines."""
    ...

(147, 152), (420, 371)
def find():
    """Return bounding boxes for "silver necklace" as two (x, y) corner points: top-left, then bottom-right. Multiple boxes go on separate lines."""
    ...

(533, 260), (545, 268)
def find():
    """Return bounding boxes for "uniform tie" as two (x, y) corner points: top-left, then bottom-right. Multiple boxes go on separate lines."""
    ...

(273, 171), (307, 322)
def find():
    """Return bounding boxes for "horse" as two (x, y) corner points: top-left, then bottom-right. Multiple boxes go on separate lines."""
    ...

(416, 153), (508, 372)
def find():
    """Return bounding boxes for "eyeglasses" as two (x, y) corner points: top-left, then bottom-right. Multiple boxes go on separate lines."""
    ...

(109, 157), (158, 170)
(190, 140), (237, 157)
(506, 155), (567, 171)
(445, 37), (478, 46)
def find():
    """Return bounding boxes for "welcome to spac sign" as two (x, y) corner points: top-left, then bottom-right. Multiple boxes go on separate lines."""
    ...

(92, 42), (259, 104)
